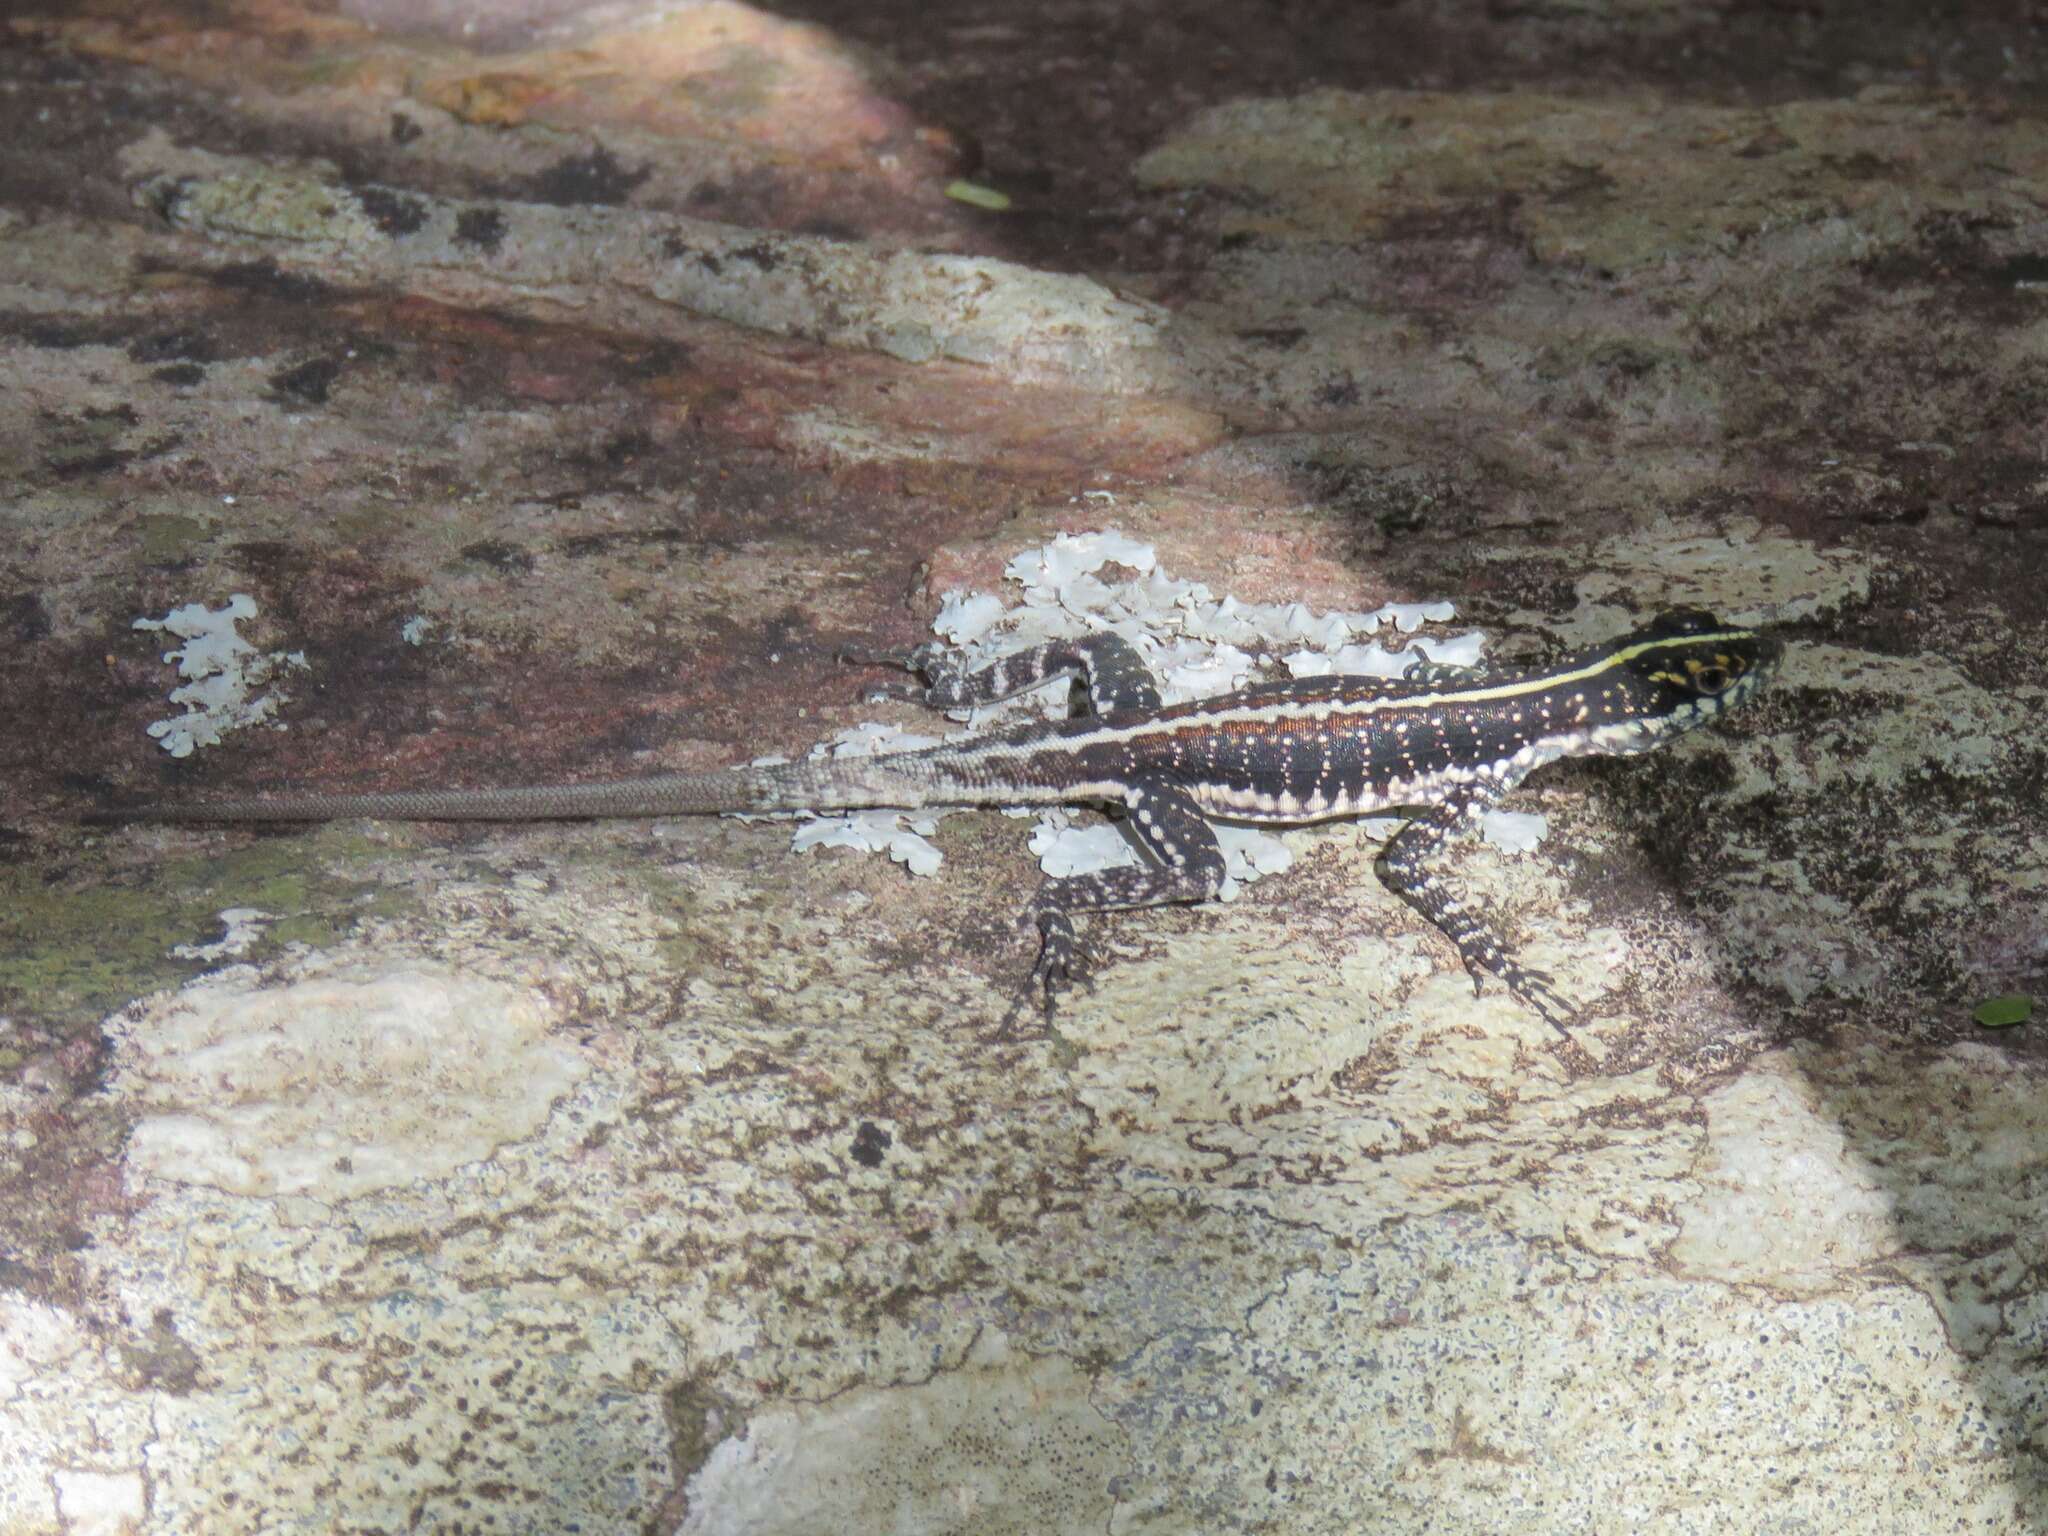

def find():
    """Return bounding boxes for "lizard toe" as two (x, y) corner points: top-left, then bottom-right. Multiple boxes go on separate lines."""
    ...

(1506, 968), (1578, 1037)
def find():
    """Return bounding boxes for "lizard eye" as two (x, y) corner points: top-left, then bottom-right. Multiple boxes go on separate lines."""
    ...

(1691, 664), (1732, 694)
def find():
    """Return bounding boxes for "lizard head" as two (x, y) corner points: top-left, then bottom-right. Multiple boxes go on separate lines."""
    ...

(1581, 608), (1782, 753)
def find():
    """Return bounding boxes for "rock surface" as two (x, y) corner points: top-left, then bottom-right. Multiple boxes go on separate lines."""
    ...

(2, 1), (2044, 1532)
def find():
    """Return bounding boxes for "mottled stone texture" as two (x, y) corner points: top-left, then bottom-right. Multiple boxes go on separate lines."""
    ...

(1, 0), (2044, 1532)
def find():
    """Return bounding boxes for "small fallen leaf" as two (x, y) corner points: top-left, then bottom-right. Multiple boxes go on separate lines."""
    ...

(417, 72), (549, 128)
(945, 179), (1011, 211)
(1972, 994), (2034, 1029)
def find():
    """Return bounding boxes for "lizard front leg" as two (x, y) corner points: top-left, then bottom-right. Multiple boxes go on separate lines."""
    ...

(1375, 783), (1577, 1034)
(1026, 775), (1227, 998)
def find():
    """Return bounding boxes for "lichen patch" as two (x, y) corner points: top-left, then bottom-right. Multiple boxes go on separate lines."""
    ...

(109, 962), (586, 1201)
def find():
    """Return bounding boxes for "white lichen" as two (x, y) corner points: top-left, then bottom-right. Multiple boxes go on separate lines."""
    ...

(800, 529), (1486, 885)
(133, 594), (307, 757)
(170, 908), (277, 963)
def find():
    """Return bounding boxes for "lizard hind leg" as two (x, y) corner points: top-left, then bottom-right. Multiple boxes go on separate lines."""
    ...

(849, 634), (1164, 717)
(1398, 648), (1491, 687)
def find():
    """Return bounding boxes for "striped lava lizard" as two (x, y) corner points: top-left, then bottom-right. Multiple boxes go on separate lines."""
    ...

(90, 608), (1780, 1031)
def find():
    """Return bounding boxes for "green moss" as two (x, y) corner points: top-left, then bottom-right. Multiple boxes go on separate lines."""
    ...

(328, 498), (406, 544)
(135, 513), (209, 565)
(1, 833), (415, 1044)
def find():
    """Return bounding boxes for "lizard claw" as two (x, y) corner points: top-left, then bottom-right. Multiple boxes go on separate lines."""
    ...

(1464, 957), (1579, 1038)
(987, 904), (1084, 1039)
(1029, 905), (1080, 988)
(989, 983), (1040, 1041)
(1506, 968), (1579, 1038)
(990, 961), (1062, 1040)
(836, 642), (946, 675)
(859, 681), (931, 704)
(837, 643), (951, 703)
(835, 643), (905, 668)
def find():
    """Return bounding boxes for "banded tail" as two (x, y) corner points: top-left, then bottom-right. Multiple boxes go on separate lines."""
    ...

(83, 754), (951, 825)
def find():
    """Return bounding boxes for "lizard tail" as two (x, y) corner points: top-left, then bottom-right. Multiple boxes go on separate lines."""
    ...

(83, 755), (942, 825)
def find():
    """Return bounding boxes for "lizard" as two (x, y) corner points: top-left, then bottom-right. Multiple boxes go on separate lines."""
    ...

(87, 607), (1781, 1032)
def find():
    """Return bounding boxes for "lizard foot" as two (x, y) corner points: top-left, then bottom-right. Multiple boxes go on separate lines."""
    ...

(836, 643), (952, 704)
(988, 907), (1088, 1039)
(1467, 959), (1579, 1038)
(836, 641), (947, 674)
(1399, 658), (1482, 687)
